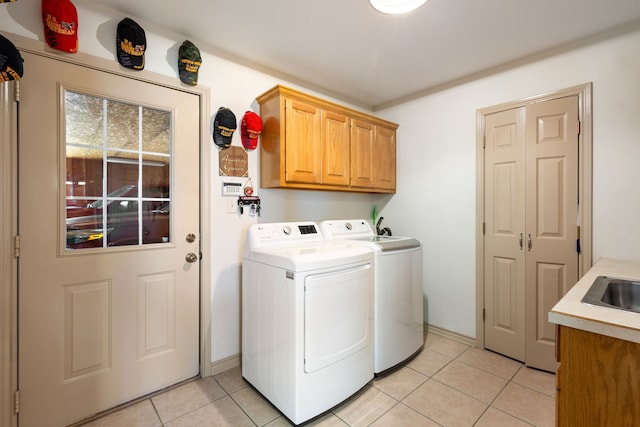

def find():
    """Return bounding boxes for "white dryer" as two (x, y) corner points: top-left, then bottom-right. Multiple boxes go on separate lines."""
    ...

(242, 222), (374, 425)
(320, 219), (424, 375)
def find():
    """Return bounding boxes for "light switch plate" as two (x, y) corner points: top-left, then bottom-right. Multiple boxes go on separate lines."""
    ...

(227, 198), (238, 214)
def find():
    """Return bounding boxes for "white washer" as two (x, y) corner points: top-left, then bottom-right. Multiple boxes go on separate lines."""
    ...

(242, 222), (374, 425)
(320, 219), (424, 375)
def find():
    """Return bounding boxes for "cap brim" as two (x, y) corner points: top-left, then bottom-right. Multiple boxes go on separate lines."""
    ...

(241, 132), (258, 149)
(213, 133), (231, 148)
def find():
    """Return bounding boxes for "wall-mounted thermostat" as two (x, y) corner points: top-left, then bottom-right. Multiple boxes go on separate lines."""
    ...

(222, 181), (242, 196)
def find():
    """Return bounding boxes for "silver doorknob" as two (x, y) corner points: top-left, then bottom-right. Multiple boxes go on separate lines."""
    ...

(185, 253), (198, 263)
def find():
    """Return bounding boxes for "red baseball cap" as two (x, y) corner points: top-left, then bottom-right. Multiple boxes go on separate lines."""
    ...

(241, 111), (263, 150)
(42, 0), (78, 53)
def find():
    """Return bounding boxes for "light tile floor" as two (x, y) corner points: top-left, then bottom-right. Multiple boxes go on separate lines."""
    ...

(81, 334), (556, 427)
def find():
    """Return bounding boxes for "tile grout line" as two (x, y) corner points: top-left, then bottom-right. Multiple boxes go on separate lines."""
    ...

(213, 376), (265, 426)
(148, 398), (164, 427)
(446, 350), (553, 427)
(403, 343), (526, 427)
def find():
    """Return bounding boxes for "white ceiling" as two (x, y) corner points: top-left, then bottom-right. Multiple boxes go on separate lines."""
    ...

(89, 0), (640, 109)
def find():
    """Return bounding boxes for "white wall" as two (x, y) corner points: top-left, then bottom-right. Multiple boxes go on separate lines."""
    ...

(4, 1), (640, 355)
(0, 0), (376, 364)
(377, 24), (640, 337)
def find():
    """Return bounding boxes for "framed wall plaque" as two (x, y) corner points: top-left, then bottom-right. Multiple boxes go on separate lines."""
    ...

(219, 146), (248, 177)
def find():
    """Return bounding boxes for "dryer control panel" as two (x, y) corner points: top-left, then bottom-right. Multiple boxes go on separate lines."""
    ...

(245, 221), (323, 250)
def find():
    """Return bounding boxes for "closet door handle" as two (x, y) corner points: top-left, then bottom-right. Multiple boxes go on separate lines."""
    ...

(519, 233), (523, 250)
(527, 234), (532, 251)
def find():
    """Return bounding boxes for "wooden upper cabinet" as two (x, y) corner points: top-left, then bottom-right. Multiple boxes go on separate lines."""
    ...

(351, 119), (397, 190)
(284, 98), (322, 184)
(374, 125), (397, 190)
(350, 119), (375, 188)
(322, 109), (350, 186)
(256, 85), (397, 193)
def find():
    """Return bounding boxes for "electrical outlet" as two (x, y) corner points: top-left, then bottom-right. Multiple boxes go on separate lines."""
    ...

(227, 198), (238, 214)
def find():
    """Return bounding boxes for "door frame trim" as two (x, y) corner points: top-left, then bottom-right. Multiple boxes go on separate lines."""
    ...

(475, 83), (593, 348)
(0, 80), (19, 427)
(1, 33), (212, 427)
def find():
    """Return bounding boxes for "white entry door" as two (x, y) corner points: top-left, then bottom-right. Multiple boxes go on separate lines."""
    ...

(18, 52), (201, 426)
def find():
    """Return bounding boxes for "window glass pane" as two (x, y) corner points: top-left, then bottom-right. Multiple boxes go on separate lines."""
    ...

(142, 201), (170, 244)
(106, 155), (139, 193)
(64, 89), (172, 250)
(65, 147), (103, 199)
(106, 100), (139, 150)
(65, 92), (104, 148)
(142, 107), (170, 154)
(142, 153), (170, 198)
(106, 199), (139, 247)
(66, 201), (104, 249)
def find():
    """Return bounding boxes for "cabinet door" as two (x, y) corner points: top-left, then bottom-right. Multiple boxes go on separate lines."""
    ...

(322, 110), (350, 186)
(557, 326), (640, 427)
(374, 126), (396, 190)
(350, 119), (375, 188)
(285, 98), (321, 183)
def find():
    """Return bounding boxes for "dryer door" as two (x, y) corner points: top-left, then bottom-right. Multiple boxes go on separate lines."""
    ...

(304, 262), (373, 373)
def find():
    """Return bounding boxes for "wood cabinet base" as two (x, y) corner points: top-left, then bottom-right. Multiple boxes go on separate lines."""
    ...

(556, 326), (640, 426)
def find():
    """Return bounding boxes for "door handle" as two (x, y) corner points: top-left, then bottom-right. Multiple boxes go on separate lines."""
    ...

(527, 234), (532, 251)
(185, 253), (198, 263)
(519, 233), (523, 250)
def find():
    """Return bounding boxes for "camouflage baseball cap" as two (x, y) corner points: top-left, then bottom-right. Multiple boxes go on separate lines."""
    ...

(179, 40), (201, 85)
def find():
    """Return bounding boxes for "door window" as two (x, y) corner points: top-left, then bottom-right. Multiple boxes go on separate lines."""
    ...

(64, 90), (172, 249)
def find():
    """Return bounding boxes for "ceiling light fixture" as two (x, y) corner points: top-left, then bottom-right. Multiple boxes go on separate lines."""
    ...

(369, 0), (428, 14)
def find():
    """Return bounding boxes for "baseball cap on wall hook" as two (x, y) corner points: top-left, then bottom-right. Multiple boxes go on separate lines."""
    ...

(213, 107), (237, 148)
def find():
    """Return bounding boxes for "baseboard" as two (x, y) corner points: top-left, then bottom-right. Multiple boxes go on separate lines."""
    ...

(426, 323), (477, 347)
(210, 354), (241, 376)
(206, 325), (476, 377)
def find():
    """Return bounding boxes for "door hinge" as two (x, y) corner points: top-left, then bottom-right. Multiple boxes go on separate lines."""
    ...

(482, 308), (485, 321)
(14, 235), (20, 258)
(577, 120), (581, 136)
(482, 222), (485, 235)
(14, 80), (20, 102)
(14, 389), (19, 414)
(577, 226), (581, 254)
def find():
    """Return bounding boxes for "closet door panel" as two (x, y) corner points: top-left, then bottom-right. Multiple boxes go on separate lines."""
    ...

(524, 95), (579, 372)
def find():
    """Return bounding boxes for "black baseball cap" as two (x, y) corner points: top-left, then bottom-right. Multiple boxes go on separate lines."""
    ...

(213, 107), (237, 148)
(0, 34), (24, 82)
(117, 18), (146, 70)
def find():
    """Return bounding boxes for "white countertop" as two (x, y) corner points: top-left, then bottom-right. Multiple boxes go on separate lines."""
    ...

(549, 257), (640, 344)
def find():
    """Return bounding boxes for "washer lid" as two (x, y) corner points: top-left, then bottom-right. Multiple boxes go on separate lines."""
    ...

(244, 241), (373, 271)
(351, 236), (421, 251)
